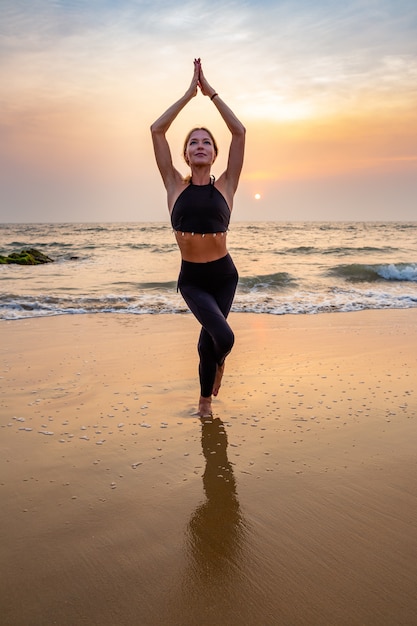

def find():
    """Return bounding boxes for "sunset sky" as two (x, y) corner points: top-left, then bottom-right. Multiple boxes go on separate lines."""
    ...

(1, 0), (416, 222)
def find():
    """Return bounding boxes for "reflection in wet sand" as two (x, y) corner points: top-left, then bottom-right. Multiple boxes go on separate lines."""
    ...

(164, 417), (253, 625)
(186, 417), (248, 582)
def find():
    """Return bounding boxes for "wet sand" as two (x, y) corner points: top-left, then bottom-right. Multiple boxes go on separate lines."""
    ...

(1, 310), (417, 625)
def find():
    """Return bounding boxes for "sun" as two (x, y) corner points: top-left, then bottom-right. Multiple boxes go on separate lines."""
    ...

(254, 193), (261, 200)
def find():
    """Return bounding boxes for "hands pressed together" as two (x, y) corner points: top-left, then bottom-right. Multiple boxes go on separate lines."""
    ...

(189, 58), (218, 100)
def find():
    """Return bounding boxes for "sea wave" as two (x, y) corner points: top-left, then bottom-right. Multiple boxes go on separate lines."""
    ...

(238, 272), (295, 292)
(2, 288), (417, 320)
(0, 293), (188, 319)
(328, 263), (417, 282)
(278, 245), (400, 256)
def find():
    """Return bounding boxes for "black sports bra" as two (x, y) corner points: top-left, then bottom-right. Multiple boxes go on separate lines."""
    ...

(171, 180), (230, 234)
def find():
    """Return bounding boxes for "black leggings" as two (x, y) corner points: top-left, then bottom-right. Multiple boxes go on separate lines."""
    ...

(178, 253), (238, 398)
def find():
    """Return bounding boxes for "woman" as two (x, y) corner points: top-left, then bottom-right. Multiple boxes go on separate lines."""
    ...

(150, 58), (245, 417)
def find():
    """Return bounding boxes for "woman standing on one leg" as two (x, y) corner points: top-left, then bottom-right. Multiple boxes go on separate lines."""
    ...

(150, 58), (246, 417)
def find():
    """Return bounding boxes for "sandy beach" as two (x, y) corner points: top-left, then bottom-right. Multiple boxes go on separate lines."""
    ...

(1, 310), (417, 625)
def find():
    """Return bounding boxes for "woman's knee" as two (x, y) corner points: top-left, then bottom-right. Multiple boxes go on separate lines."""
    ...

(198, 324), (234, 360)
(216, 325), (234, 360)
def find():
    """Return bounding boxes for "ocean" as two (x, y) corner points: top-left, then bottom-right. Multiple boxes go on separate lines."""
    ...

(1, 221), (416, 320)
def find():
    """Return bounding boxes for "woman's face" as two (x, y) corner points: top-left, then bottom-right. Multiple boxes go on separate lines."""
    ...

(185, 130), (216, 167)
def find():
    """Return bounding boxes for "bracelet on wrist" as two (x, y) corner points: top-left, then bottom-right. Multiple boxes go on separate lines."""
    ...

(210, 92), (218, 101)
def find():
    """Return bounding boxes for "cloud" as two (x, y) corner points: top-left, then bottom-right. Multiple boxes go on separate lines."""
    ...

(1, 0), (417, 221)
(3, 0), (416, 111)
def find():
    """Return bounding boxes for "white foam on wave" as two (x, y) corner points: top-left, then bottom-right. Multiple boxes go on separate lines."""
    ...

(232, 288), (417, 315)
(376, 263), (417, 282)
(2, 286), (417, 319)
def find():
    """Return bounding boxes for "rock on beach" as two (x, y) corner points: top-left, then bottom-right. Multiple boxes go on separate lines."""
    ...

(0, 248), (54, 265)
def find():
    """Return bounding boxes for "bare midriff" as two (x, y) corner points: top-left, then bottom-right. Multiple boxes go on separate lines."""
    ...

(174, 231), (228, 262)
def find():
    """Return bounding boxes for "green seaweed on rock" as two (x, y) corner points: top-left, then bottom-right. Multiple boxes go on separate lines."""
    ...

(0, 248), (54, 265)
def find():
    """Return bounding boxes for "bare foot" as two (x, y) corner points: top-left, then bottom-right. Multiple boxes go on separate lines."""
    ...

(212, 362), (225, 397)
(198, 396), (213, 418)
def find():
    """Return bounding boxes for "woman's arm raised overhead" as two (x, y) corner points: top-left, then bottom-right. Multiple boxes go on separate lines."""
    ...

(197, 62), (246, 196)
(150, 59), (200, 192)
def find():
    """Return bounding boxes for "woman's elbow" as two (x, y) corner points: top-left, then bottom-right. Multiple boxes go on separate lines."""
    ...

(150, 121), (165, 136)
